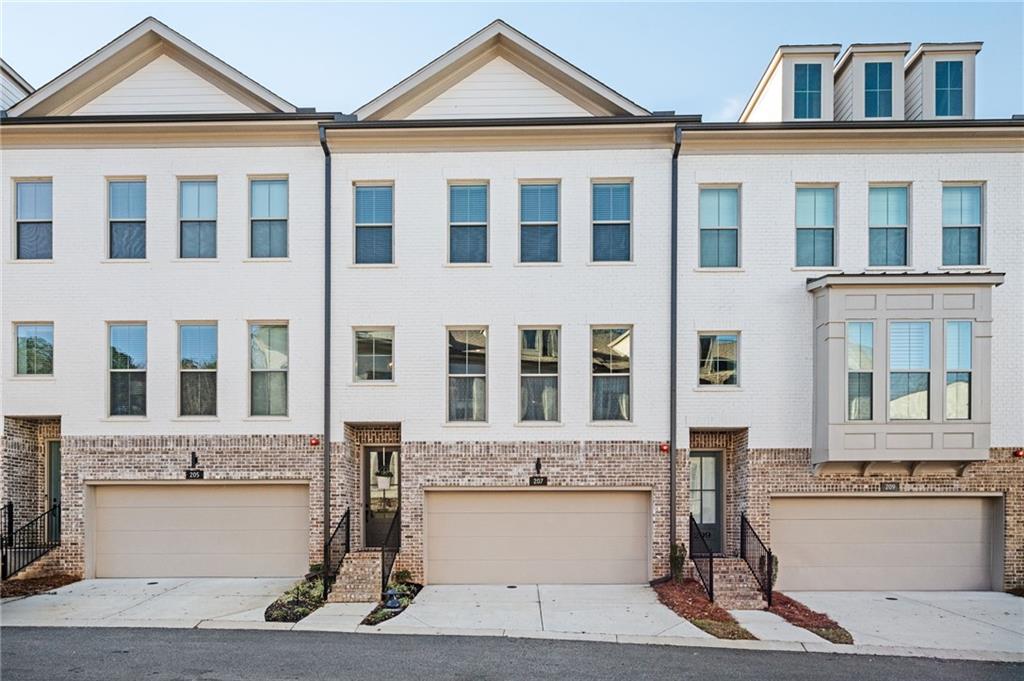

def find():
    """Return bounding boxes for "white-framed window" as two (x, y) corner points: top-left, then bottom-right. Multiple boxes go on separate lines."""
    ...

(447, 327), (486, 422)
(864, 62), (893, 118)
(15, 180), (52, 260)
(889, 321), (929, 420)
(354, 184), (393, 264)
(179, 323), (217, 416)
(592, 181), (631, 262)
(698, 332), (738, 386)
(699, 186), (739, 267)
(942, 185), (982, 266)
(935, 60), (963, 117)
(945, 320), (972, 420)
(520, 182), (559, 263)
(847, 321), (873, 420)
(251, 178), (288, 258)
(250, 323), (288, 416)
(591, 326), (631, 421)
(795, 186), (835, 267)
(15, 323), (54, 375)
(520, 327), (559, 422)
(179, 179), (217, 258)
(108, 180), (146, 259)
(354, 327), (394, 382)
(868, 186), (908, 267)
(109, 323), (147, 416)
(449, 183), (487, 264)
(794, 63), (822, 119)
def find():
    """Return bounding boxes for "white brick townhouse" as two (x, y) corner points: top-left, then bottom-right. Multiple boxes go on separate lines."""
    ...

(1, 18), (1021, 603)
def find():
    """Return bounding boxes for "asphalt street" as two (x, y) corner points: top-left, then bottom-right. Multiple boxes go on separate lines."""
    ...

(1, 627), (1020, 681)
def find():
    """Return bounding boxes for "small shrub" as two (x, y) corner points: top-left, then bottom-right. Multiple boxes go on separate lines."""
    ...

(669, 542), (687, 582)
(265, 579), (325, 623)
(392, 569), (413, 584)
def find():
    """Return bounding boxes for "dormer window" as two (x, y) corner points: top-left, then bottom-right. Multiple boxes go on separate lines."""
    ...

(935, 61), (963, 116)
(864, 62), (892, 118)
(794, 64), (822, 119)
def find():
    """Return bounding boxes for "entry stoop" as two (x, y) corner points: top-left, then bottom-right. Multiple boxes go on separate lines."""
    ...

(328, 550), (381, 603)
(712, 557), (769, 610)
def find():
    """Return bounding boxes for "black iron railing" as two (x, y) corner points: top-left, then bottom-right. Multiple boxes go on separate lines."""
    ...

(689, 514), (714, 601)
(380, 506), (401, 594)
(322, 508), (351, 594)
(740, 513), (773, 607)
(2, 501), (61, 580)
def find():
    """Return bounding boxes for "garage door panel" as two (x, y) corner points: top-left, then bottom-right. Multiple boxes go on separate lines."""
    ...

(771, 497), (994, 591)
(427, 510), (648, 539)
(93, 483), (309, 578)
(425, 491), (649, 584)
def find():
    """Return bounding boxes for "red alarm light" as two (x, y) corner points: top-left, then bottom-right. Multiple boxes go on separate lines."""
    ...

(659, 443), (670, 453)
(310, 437), (321, 447)
(1014, 449), (1024, 459)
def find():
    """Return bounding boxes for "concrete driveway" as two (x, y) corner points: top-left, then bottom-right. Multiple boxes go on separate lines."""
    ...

(375, 584), (712, 639)
(0, 578), (298, 629)
(787, 591), (1024, 654)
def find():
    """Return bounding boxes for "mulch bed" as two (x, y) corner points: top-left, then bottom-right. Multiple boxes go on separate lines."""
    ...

(768, 591), (853, 644)
(1008, 587), (1024, 598)
(0, 573), (80, 599)
(265, 578), (325, 623)
(362, 582), (422, 626)
(653, 579), (757, 640)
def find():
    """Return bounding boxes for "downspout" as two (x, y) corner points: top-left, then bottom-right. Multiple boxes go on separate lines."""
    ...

(319, 124), (332, 583)
(669, 125), (683, 569)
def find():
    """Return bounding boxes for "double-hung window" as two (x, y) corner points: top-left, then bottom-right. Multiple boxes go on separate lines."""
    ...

(869, 186), (908, 266)
(15, 181), (52, 260)
(699, 187), (739, 267)
(945, 321), (972, 420)
(449, 184), (487, 263)
(796, 187), (835, 267)
(520, 328), (559, 422)
(592, 182), (631, 262)
(889, 321), (929, 420)
(942, 185), (982, 266)
(447, 328), (486, 422)
(847, 322), (873, 420)
(251, 179), (288, 258)
(591, 326), (631, 421)
(935, 61), (963, 116)
(354, 185), (393, 264)
(794, 63), (822, 119)
(179, 323), (217, 416)
(109, 323), (147, 416)
(864, 62), (892, 118)
(354, 328), (394, 381)
(108, 180), (146, 259)
(698, 333), (738, 386)
(180, 180), (217, 258)
(250, 323), (288, 416)
(520, 183), (558, 263)
(16, 323), (54, 375)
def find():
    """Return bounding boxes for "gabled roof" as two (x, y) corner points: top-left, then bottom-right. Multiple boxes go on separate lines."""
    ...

(354, 19), (649, 120)
(834, 42), (911, 77)
(1, 58), (35, 95)
(739, 44), (841, 123)
(7, 16), (296, 117)
(905, 41), (983, 70)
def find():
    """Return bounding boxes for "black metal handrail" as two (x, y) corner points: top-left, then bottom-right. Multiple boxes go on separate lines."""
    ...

(322, 508), (351, 594)
(740, 513), (774, 607)
(689, 514), (714, 601)
(2, 501), (61, 580)
(380, 506), (401, 594)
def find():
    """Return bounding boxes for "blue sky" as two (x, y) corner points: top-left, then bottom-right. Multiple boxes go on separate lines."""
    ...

(2, 2), (1021, 120)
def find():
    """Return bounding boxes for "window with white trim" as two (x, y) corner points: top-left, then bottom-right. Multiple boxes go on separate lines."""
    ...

(889, 321), (929, 420)
(355, 185), (393, 264)
(945, 321), (972, 420)
(109, 323), (146, 416)
(447, 328), (486, 422)
(251, 179), (288, 258)
(520, 183), (558, 263)
(180, 323), (217, 416)
(250, 323), (288, 416)
(592, 182), (631, 262)
(16, 323), (53, 375)
(449, 184), (487, 264)
(109, 180), (146, 259)
(795, 187), (835, 267)
(699, 187), (739, 267)
(15, 181), (52, 260)
(592, 326), (631, 420)
(520, 328), (559, 422)
(354, 328), (394, 381)
(942, 185), (982, 266)
(180, 180), (217, 258)
(869, 186), (908, 266)
(847, 322), (873, 420)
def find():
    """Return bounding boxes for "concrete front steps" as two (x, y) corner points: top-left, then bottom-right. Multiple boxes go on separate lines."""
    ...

(327, 550), (382, 603)
(709, 557), (769, 610)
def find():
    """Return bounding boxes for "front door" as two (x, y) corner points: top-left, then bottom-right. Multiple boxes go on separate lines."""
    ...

(690, 451), (723, 553)
(46, 440), (61, 542)
(363, 446), (399, 547)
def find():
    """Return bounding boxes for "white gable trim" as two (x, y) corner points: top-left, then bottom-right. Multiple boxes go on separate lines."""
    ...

(8, 16), (295, 117)
(354, 20), (648, 120)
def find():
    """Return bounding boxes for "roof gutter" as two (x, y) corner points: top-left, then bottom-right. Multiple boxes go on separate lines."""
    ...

(321, 114), (701, 130)
(318, 124), (332, 587)
(668, 125), (682, 572)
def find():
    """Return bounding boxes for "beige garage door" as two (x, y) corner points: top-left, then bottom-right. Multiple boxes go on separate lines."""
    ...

(425, 490), (649, 584)
(93, 483), (309, 578)
(771, 496), (996, 591)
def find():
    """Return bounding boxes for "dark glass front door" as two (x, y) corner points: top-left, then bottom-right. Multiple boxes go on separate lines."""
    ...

(46, 440), (61, 542)
(364, 446), (399, 547)
(690, 451), (723, 553)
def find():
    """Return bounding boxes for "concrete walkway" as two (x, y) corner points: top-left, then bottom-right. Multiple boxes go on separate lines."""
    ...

(0, 578), (299, 629)
(729, 609), (824, 643)
(787, 591), (1024, 654)
(374, 584), (712, 639)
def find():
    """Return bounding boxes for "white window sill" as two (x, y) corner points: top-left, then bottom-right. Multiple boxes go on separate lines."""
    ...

(588, 420), (635, 427)
(693, 267), (744, 273)
(514, 421), (564, 428)
(694, 386), (742, 392)
(348, 381), (398, 387)
(173, 258), (220, 263)
(243, 257), (290, 263)
(791, 266), (842, 273)
(514, 262), (561, 267)
(350, 263), (398, 269)
(863, 266), (913, 272)
(172, 416), (220, 422)
(101, 259), (148, 264)
(587, 261), (635, 267)
(938, 265), (989, 272)
(445, 262), (491, 268)
(244, 415), (292, 421)
(101, 416), (150, 422)
(442, 421), (489, 428)
(7, 259), (54, 264)
(10, 375), (56, 381)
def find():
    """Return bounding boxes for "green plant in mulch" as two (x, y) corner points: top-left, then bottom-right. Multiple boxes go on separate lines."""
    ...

(653, 579), (757, 640)
(361, 579), (422, 626)
(690, 619), (758, 640)
(768, 592), (853, 645)
(265, 578), (326, 623)
(669, 542), (687, 583)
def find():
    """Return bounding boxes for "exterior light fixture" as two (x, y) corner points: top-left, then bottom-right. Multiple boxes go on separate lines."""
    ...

(1014, 449), (1024, 458)
(659, 443), (670, 453)
(310, 437), (321, 447)
(384, 588), (401, 609)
